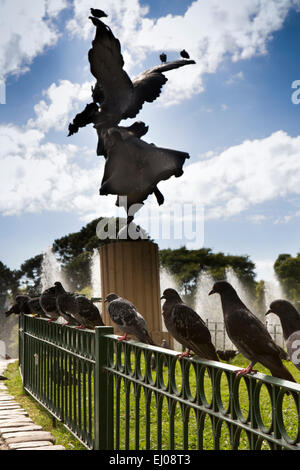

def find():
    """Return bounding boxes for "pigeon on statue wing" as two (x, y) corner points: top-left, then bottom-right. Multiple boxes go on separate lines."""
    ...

(39, 286), (61, 322)
(90, 8), (108, 18)
(104, 293), (156, 345)
(160, 288), (219, 361)
(209, 281), (295, 382)
(159, 52), (167, 63)
(266, 299), (300, 371)
(180, 49), (190, 59)
(54, 282), (103, 329)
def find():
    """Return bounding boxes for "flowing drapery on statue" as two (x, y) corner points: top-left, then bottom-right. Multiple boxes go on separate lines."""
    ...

(99, 126), (190, 209)
(68, 12), (195, 218)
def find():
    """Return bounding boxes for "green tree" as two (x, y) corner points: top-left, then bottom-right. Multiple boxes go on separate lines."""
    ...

(0, 261), (20, 306)
(274, 253), (300, 302)
(0, 261), (21, 357)
(159, 246), (256, 297)
(63, 251), (92, 292)
(19, 254), (43, 295)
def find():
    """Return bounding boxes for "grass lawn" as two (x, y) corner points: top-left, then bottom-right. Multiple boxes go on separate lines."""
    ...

(4, 361), (86, 450)
(4, 353), (300, 451)
(115, 352), (300, 450)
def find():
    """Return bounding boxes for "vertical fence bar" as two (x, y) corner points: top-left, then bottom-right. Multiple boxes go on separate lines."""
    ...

(18, 314), (24, 379)
(94, 326), (114, 450)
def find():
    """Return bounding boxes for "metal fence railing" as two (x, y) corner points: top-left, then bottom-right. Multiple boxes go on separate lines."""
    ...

(19, 315), (300, 450)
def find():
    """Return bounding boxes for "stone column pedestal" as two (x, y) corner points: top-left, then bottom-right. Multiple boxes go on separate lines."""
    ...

(98, 240), (173, 346)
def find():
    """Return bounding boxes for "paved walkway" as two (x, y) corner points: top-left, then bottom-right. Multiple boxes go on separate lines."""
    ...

(0, 358), (65, 450)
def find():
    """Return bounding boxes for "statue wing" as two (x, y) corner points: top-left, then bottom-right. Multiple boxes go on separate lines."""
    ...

(123, 59), (196, 119)
(88, 18), (133, 118)
(99, 127), (190, 207)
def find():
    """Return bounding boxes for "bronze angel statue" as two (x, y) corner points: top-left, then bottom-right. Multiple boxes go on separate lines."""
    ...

(68, 12), (195, 218)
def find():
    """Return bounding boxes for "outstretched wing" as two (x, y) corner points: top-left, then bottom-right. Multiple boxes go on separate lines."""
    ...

(99, 127), (189, 206)
(88, 18), (133, 118)
(123, 60), (196, 119)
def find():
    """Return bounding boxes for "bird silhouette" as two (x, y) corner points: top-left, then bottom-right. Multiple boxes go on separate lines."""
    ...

(161, 288), (219, 361)
(209, 281), (295, 382)
(159, 52), (167, 63)
(67, 18), (195, 212)
(105, 293), (156, 345)
(180, 49), (190, 59)
(90, 8), (108, 18)
(6, 295), (46, 318)
(68, 18), (195, 139)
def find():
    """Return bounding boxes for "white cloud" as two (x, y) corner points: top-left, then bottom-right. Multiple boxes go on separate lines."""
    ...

(27, 79), (93, 133)
(156, 130), (300, 220)
(0, 123), (115, 219)
(247, 214), (267, 224)
(46, 0), (69, 17)
(2, 123), (300, 227)
(0, 0), (68, 80)
(226, 71), (244, 85)
(66, 0), (300, 105)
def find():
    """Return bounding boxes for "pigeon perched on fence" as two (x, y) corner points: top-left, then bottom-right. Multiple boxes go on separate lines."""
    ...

(160, 288), (219, 361)
(39, 286), (61, 322)
(66, 294), (104, 329)
(209, 281), (295, 382)
(266, 299), (300, 370)
(5, 295), (46, 318)
(54, 282), (81, 326)
(54, 282), (103, 329)
(104, 293), (156, 345)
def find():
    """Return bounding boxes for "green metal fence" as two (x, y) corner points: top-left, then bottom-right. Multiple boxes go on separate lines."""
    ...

(19, 314), (300, 450)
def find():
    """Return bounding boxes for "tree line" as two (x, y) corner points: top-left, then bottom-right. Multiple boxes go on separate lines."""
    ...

(1, 217), (300, 310)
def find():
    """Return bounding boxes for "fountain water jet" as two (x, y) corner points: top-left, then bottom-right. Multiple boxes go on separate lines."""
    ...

(40, 247), (71, 324)
(159, 267), (178, 294)
(195, 270), (234, 350)
(264, 274), (284, 346)
(90, 249), (101, 299)
(225, 267), (255, 313)
(90, 249), (102, 316)
(40, 247), (69, 291)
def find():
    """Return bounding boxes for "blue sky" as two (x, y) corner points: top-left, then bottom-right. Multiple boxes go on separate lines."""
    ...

(1, 0), (300, 282)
